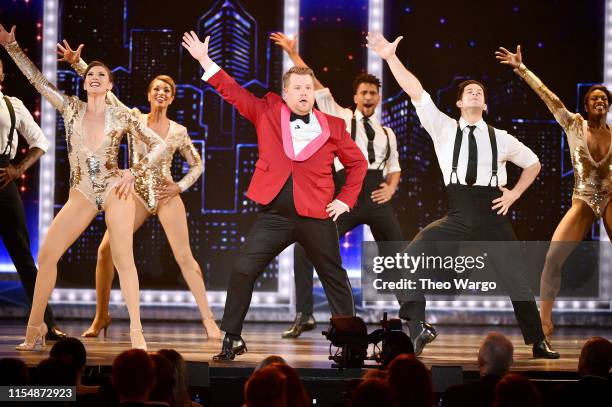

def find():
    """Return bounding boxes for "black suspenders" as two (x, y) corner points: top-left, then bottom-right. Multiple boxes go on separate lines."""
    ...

(449, 123), (498, 187)
(2, 96), (16, 157)
(350, 114), (391, 170)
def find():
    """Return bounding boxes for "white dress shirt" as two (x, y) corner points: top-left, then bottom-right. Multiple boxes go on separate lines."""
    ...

(412, 91), (539, 187)
(0, 91), (49, 159)
(314, 87), (401, 176)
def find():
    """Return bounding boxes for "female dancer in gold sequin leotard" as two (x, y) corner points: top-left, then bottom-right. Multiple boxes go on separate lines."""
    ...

(497, 45), (612, 341)
(0, 25), (166, 351)
(56, 41), (220, 340)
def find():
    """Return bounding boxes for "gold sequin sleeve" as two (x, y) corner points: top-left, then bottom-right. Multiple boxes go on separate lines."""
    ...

(4, 41), (67, 113)
(515, 63), (575, 131)
(176, 128), (203, 192)
(126, 112), (166, 177)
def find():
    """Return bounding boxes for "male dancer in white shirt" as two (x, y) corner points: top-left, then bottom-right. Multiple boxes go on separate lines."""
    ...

(271, 32), (403, 338)
(366, 32), (559, 358)
(0, 58), (66, 340)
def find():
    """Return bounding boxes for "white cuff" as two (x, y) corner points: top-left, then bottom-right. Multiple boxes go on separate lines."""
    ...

(201, 62), (221, 82)
(335, 199), (350, 212)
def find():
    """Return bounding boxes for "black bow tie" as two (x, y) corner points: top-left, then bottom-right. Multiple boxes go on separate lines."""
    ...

(290, 112), (310, 124)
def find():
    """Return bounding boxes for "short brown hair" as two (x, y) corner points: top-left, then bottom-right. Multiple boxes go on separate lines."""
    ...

(84, 61), (114, 83)
(457, 79), (486, 102)
(148, 75), (176, 96)
(353, 73), (381, 94)
(282, 66), (315, 88)
(112, 349), (155, 400)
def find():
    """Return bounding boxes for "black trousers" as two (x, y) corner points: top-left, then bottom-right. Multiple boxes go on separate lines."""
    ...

(220, 178), (355, 335)
(293, 170), (403, 314)
(398, 184), (544, 345)
(0, 181), (57, 328)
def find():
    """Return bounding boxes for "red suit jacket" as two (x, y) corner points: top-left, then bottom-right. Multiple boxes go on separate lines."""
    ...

(207, 68), (367, 219)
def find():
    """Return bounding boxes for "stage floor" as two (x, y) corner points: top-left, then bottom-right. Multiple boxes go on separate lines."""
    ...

(1, 320), (605, 375)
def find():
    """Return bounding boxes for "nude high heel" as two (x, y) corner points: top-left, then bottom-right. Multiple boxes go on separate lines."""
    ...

(82, 314), (112, 338)
(16, 323), (48, 351)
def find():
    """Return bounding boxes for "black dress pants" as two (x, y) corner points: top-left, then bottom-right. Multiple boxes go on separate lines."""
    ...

(397, 184), (544, 345)
(293, 170), (403, 314)
(220, 178), (355, 335)
(0, 181), (57, 328)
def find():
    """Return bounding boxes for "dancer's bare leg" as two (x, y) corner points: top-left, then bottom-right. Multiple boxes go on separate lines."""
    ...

(104, 191), (146, 349)
(157, 195), (221, 339)
(83, 200), (150, 337)
(540, 199), (594, 339)
(18, 191), (97, 347)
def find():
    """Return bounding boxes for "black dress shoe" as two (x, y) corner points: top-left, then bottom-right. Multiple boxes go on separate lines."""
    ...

(532, 339), (560, 359)
(45, 325), (68, 341)
(213, 334), (248, 361)
(413, 321), (438, 356)
(281, 313), (316, 339)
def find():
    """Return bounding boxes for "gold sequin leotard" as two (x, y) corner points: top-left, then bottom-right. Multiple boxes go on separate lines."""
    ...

(517, 64), (612, 217)
(5, 41), (166, 211)
(71, 59), (203, 214)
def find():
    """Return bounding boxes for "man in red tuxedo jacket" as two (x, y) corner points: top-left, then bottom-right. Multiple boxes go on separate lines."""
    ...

(183, 32), (368, 360)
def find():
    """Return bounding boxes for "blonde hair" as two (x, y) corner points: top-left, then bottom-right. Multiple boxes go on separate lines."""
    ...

(282, 66), (315, 88)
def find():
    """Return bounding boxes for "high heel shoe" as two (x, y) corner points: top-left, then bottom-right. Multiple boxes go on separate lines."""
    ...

(16, 323), (48, 351)
(130, 328), (147, 351)
(82, 315), (112, 338)
(203, 317), (222, 340)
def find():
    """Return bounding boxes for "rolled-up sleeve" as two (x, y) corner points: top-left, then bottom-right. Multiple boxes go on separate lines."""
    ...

(384, 127), (401, 175)
(503, 130), (539, 168)
(12, 97), (49, 152)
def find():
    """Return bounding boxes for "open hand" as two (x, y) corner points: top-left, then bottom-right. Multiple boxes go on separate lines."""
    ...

(57, 39), (83, 64)
(0, 24), (16, 46)
(115, 170), (135, 200)
(0, 164), (23, 190)
(371, 182), (396, 204)
(495, 45), (523, 69)
(182, 31), (210, 63)
(156, 180), (180, 206)
(491, 186), (520, 215)
(326, 199), (349, 221)
(366, 32), (402, 60)
(270, 32), (297, 55)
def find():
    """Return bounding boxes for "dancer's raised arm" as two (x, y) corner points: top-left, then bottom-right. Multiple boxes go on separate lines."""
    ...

(496, 45), (573, 130)
(0, 25), (67, 113)
(270, 32), (324, 90)
(366, 32), (424, 102)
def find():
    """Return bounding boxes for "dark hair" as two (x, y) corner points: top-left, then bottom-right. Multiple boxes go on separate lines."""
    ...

(457, 79), (487, 102)
(244, 365), (287, 407)
(112, 349), (155, 401)
(352, 73), (381, 94)
(494, 373), (541, 407)
(388, 354), (433, 407)
(50, 337), (87, 372)
(148, 75), (176, 96)
(157, 349), (191, 407)
(578, 336), (612, 377)
(349, 378), (393, 407)
(270, 363), (309, 407)
(0, 358), (29, 386)
(34, 358), (77, 386)
(583, 85), (611, 108)
(84, 61), (114, 83)
(149, 353), (175, 404)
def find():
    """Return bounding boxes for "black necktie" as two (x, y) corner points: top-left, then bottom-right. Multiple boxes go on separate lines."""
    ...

(465, 125), (477, 186)
(290, 112), (310, 124)
(363, 117), (376, 164)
